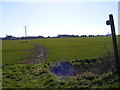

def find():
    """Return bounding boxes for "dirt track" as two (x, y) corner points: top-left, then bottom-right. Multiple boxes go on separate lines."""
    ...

(24, 42), (47, 64)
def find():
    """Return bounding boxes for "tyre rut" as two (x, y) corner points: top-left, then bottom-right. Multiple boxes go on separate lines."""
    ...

(23, 42), (47, 64)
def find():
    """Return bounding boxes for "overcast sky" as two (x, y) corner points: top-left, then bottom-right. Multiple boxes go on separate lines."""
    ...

(0, 1), (119, 37)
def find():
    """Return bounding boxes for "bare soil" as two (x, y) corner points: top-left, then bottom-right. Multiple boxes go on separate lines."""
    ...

(75, 59), (115, 75)
(23, 42), (48, 64)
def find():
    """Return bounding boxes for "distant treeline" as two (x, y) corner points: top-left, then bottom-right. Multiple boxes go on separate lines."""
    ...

(1, 35), (44, 40)
(1, 34), (113, 40)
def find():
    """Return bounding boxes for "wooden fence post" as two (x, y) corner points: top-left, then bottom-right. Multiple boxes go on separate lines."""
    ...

(106, 14), (120, 80)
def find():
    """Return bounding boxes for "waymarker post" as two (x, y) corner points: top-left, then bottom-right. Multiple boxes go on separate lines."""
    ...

(106, 14), (120, 80)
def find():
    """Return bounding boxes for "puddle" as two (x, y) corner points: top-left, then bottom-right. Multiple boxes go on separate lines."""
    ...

(51, 62), (76, 77)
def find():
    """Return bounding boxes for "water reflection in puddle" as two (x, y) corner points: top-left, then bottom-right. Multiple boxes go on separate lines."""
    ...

(51, 62), (76, 77)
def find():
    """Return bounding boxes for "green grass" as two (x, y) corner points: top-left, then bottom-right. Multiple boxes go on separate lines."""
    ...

(2, 36), (120, 88)
(2, 37), (113, 64)
(0, 40), (2, 65)
(29, 37), (113, 64)
(2, 40), (35, 64)
(2, 63), (120, 88)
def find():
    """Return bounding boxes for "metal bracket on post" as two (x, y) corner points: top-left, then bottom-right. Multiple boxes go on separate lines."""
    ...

(106, 14), (120, 80)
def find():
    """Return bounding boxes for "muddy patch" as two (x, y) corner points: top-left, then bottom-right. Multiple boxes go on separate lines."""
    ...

(51, 58), (114, 77)
(51, 62), (76, 77)
(22, 42), (48, 64)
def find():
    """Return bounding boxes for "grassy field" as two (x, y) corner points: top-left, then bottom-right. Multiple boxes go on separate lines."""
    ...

(2, 63), (119, 88)
(2, 40), (35, 64)
(3, 36), (113, 64)
(2, 36), (120, 88)
(29, 36), (113, 64)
